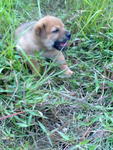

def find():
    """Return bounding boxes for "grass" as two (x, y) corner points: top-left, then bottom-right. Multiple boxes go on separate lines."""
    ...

(0, 0), (113, 149)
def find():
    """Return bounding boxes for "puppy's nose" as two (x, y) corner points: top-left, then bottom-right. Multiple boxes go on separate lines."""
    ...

(65, 31), (71, 40)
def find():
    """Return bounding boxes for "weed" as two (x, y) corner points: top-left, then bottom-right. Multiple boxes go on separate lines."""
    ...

(0, 0), (113, 149)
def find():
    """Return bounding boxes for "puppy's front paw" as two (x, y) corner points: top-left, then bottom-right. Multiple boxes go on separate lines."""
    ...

(65, 69), (74, 77)
(60, 64), (74, 77)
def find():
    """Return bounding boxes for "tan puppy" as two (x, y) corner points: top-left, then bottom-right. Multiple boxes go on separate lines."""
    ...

(15, 16), (73, 76)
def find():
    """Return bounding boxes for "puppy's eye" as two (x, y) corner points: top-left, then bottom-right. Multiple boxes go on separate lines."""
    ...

(52, 28), (59, 33)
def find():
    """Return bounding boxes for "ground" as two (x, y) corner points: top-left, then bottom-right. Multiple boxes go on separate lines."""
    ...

(0, 0), (113, 149)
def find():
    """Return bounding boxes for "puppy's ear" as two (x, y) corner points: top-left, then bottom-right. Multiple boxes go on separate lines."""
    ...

(34, 23), (46, 37)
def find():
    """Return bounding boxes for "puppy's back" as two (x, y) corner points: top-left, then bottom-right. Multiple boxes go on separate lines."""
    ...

(15, 21), (36, 38)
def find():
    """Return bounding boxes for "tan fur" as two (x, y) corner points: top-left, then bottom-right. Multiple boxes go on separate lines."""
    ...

(15, 16), (73, 76)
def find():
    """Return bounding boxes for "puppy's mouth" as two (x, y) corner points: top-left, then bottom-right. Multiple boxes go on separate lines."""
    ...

(53, 40), (68, 51)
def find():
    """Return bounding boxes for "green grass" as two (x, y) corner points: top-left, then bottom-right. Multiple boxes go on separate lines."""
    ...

(0, 0), (113, 149)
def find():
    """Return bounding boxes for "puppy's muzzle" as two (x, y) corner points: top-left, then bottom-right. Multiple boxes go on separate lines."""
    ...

(53, 31), (71, 51)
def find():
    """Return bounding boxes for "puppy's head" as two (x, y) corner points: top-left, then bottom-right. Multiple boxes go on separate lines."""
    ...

(34, 16), (71, 51)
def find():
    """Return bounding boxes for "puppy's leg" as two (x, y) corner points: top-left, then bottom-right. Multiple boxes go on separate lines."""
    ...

(43, 50), (73, 76)
(55, 51), (74, 76)
(28, 59), (40, 75)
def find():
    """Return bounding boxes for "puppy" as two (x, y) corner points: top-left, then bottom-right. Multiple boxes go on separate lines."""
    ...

(15, 16), (73, 76)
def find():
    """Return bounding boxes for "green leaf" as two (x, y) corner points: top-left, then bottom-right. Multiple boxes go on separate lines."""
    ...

(89, 145), (97, 150)
(38, 121), (48, 134)
(94, 72), (100, 93)
(80, 139), (89, 145)
(38, 121), (53, 146)
(17, 123), (32, 128)
(58, 131), (70, 141)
